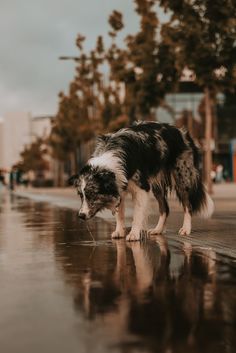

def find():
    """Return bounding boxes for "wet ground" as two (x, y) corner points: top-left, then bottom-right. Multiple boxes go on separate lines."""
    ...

(0, 192), (236, 353)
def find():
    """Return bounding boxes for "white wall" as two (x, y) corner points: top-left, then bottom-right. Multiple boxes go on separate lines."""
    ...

(0, 118), (4, 169)
(0, 112), (53, 175)
(1, 112), (32, 170)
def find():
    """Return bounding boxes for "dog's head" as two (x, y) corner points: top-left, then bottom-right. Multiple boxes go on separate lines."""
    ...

(68, 165), (120, 220)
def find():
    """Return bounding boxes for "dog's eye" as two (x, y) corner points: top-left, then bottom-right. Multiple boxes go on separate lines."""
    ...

(77, 191), (83, 198)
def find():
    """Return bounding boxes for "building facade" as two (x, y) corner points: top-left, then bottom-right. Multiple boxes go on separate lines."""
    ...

(0, 112), (32, 170)
(0, 112), (52, 171)
(156, 82), (234, 181)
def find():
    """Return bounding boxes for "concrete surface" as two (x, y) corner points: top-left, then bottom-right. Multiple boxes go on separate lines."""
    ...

(13, 183), (236, 258)
(0, 190), (235, 353)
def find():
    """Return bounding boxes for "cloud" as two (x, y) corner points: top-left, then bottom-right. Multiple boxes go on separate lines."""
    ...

(0, 0), (164, 117)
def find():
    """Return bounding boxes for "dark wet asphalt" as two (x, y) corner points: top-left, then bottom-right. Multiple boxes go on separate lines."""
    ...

(0, 193), (236, 353)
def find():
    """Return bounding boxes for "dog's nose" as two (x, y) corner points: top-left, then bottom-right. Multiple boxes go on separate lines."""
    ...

(79, 212), (86, 220)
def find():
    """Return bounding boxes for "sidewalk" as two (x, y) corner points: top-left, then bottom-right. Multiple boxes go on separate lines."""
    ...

(13, 182), (236, 211)
(11, 183), (236, 259)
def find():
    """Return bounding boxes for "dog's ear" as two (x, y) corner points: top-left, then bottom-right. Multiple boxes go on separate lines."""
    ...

(97, 171), (118, 196)
(68, 174), (79, 187)
(96, 134), (111, 145)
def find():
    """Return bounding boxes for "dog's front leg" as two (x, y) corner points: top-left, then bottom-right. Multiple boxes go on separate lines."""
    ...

(179, 207), (192, 235)
(126, 188), (149, 241)
(111, 197), (126, 239)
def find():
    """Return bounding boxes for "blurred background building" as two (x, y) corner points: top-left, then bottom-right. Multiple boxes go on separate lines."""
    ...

(0, 83), (235, 187)
(156, 82), (235, 182)
(0, 0), (235, 190)
(0, 113), (54, 183)
(0, 112), (32, 170)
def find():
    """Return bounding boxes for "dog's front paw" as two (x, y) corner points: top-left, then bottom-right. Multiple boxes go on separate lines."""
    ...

(126, 229), (147, 242)
(178, 227), (191, 236)
(111, 229), (126, 239)
(148, 226), (166, 235)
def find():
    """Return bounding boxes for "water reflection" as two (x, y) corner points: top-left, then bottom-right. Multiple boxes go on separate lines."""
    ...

(52, 209), (236, 353)
(1, 195), (236, 353)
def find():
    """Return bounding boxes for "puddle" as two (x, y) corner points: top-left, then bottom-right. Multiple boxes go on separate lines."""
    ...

(0, 193), (235, 353)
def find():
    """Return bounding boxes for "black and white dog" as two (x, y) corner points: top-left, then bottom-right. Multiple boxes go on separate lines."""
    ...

(69, 122), (214, 240)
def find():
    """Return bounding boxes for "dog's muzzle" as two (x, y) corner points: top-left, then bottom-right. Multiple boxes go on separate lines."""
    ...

(78, 212), (87, 220)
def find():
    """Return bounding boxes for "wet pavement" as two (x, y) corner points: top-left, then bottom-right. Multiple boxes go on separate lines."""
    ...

(0, 192), (236, 353)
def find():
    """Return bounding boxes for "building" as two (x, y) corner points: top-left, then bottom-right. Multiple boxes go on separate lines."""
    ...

(156, 82), (234, 181)
(0, 118), (4, 169)
(0, 112), (52, 171)
(0, 112), (32, 170)
(217, 102), (236, 181)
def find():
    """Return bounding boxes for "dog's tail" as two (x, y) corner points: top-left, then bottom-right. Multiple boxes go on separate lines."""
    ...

(188, 177), (214, 219)
(198, 189), (214, 219)
(183, 132), (214, 219)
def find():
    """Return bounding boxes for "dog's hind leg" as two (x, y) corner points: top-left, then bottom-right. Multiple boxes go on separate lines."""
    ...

(112, 196), (126, 239)
(148, 184), (169, 235)
(173, 150), (196, 235)
(174, 177), (193, 235)
(174, 184), (192, 235)
(126, 185), (149, 241)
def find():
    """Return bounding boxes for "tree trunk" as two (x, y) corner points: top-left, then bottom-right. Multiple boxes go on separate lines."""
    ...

(70, 151), (76, 175)
(53, 159), (63, 187)
(74, 149), (78, 173)
(187, 110), (193, 136)
(204, 87), (213, 194)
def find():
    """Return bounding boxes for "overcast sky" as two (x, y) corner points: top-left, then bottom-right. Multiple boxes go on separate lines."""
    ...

(0, 0), (166, 118)
(0, 0), (168, 116)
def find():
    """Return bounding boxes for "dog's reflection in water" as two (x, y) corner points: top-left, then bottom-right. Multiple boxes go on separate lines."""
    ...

(114, 235), (171, 297)
(114, 240), (154, 296)
(71, 237), (235, 353)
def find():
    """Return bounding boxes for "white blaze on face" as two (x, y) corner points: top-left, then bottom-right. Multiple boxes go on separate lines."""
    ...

(89, 151), (127, 190)
(79, 178), (90, 216)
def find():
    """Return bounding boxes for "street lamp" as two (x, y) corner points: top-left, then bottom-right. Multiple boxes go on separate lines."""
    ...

(59, 56), (80, 61)
(59, 54), (105, 62)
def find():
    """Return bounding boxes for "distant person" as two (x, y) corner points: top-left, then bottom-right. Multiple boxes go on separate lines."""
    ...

(0, 170), (6, 189)
(9, 169), (16, 191)
(16, 169), (22, 185)
(223, 168), (230, 182)
(215, 164), (224, 183)
(211, 170), (216, 183)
